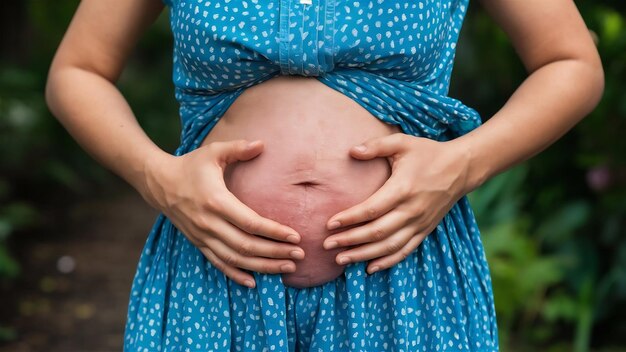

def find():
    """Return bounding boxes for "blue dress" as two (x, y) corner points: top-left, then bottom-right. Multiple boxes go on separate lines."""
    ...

(124, 0), (499, 351)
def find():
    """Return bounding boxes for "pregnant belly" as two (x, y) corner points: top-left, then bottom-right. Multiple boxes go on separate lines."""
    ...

(200, 75), (402, 288)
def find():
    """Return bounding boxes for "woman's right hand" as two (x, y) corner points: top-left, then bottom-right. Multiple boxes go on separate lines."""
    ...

(140, 139), (305, 288)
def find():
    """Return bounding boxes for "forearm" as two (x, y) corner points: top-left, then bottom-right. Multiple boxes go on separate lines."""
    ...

(45, 65), (172, 197)
(451, 58), (605, 192)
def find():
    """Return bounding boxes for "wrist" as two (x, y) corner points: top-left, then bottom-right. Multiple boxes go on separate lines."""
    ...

(446, 135), (491, 194)
(138, 150), (177, 209)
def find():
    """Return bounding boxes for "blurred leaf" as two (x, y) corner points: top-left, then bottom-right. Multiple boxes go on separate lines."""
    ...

(600, 9), (624, 44)
(0, 220), (12, 240)
(42, 159), (88, 193)
(469, 164), (528, 227)
(543, 292), (579, 322)
(0, 67), (39, 91)
(536, 201), (592, 246)
(0, 244), (20, 279)
(0, 325), (17, 343)
(0, 201), (40, 230)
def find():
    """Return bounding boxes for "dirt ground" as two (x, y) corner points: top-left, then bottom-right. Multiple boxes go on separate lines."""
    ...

(0, 187), (158, 352)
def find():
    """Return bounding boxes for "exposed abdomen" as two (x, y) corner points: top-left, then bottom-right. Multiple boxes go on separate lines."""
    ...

(200, 75), (401, 288)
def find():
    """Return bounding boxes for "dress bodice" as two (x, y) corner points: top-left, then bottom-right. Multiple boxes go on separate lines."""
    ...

(161, 0), (482, 150)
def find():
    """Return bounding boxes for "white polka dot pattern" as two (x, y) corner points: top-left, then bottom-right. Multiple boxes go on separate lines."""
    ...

(124, 0), (499, 351)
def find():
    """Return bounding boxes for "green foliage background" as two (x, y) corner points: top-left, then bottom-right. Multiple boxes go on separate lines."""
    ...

(0, 1), (624, 350)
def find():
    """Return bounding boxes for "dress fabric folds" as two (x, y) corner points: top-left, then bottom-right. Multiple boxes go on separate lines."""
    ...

(124, 0), (499, 350)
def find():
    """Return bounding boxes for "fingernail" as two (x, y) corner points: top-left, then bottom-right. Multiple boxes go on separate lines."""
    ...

(286, 234), (300, 243)
(328, 221), (341, 230)
(325, 241), (338, 250)
(290, 250), (305, 260)
(338, 256), (350, 265)
(353, 145), (367, 152)
(246, 140), (261, 149)
(369, 266), (380, 274)
(244, 280), (255, 288)
(280, 264), (296, 272)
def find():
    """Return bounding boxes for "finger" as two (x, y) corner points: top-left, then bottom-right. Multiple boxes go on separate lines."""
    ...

(366, 233), (426, 274)
(206, 236), (298, 274)
(349, 133), (408, 161)
(198, 246), (257, 288)
(207, 139), (302, 243)
(217, 191), (302, 243)
(323, 210), (408, 249)
(207, 139), (265, 168)
(191, 216), (305, 260)
(333, 224), (422, 265)
(326, 176), (406, 230)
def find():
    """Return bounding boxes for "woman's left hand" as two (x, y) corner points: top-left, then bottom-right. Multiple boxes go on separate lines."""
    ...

(322, 133), (473, 274)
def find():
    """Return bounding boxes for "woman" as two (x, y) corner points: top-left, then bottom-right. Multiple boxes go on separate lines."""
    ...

(45, 0), (604, 350)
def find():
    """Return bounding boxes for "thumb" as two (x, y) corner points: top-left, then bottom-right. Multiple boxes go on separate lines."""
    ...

(210, 139), (264, 167)
(349, 133), (406, 161)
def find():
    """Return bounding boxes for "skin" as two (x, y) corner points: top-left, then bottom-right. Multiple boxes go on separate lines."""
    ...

(45, 0), (604, 288)
(198, 75), (401, 287)
(321, 0), (604, 274)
